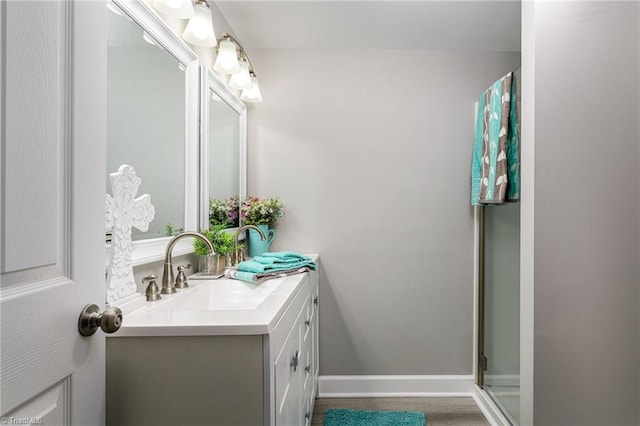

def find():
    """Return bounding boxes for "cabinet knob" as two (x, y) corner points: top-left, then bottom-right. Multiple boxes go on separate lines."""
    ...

(305, 412), (311, 420)
(313, 296), (318, 306)
(305, 319), (310, 327)
(290, 350), (299, 371)
(305, 364), (311, 373)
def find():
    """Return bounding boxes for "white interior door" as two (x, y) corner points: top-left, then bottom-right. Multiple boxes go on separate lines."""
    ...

(1, 1), (107, 425)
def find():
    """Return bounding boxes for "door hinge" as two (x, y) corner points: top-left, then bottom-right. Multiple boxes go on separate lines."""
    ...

(480, 354), (488, 371)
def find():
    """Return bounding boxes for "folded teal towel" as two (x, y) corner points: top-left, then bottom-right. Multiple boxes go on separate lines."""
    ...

(238, 257), (316, 274)
(259, 251), (312, 262)
(252, 254), (312, 266)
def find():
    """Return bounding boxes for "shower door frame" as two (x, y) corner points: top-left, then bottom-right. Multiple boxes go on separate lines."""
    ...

(475, 206), (486, 387)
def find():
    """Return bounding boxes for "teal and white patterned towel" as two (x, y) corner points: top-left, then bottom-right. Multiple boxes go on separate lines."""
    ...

(226, 267), (312, 283)
(472, 71), (520, 206)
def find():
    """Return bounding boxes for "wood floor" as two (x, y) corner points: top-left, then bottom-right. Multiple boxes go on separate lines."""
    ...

(312, 397), (490, 425)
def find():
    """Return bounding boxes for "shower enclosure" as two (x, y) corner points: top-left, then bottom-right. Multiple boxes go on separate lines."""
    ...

(477, 204), (521, 424)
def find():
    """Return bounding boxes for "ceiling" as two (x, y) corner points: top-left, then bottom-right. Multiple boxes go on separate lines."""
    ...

(215, 0), (521, 51)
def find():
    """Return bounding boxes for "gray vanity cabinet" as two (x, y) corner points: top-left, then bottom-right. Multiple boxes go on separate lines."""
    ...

(106, 270), (319, 425)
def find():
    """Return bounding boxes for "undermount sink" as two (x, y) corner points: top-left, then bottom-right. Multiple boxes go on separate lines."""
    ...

(151, 278), (279, 311)
(112, 258), (318, 337)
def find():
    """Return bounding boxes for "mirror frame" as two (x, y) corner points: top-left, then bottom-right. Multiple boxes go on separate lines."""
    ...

(199, 68), (247, 231)
(107, 0), (200, 266)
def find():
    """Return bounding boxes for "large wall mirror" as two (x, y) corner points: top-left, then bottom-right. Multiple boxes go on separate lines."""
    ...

(106, 0), (200, 264)
(200, 70), (247, 230)
(107, 8), (185, 239)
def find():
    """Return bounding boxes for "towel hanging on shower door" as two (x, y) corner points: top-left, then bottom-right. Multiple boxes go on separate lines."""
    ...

(471, 71), (520, 206)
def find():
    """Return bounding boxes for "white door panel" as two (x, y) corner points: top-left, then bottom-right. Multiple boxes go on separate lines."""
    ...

(1, 0), (107, 424)
(3, 378), (70, 425)
(2, 0), (64, 274)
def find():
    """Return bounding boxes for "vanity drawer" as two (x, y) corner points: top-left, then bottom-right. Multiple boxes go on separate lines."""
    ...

(271, 273), (310, 359)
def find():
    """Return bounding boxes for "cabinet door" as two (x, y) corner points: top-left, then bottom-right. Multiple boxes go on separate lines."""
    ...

(275, 313), (302, 425)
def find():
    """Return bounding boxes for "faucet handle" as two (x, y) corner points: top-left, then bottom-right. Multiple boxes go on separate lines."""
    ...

(143, 275), (161, 302)
(174, 264), (191, 289)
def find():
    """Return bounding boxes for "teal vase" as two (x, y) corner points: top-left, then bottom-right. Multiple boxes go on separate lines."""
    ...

(248, 224), (276, 258)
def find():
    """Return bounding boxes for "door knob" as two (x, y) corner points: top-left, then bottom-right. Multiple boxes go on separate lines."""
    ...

(78, 304), (123, 336)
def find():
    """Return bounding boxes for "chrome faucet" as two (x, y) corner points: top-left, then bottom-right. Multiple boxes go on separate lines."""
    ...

(234, 225), (266, 265)
(162, 231), (214, 294)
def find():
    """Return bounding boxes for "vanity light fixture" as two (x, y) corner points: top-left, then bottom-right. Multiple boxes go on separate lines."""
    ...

(228, 57), (252, 90)
(214, 33), (263, 103)
(181, 0), (216, 47)
(240, 73), (263, 103)
(213, 38), (240, 74)
(152, 0), (195, 19)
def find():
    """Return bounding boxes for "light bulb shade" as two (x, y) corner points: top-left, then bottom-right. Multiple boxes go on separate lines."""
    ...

(182, 2), (216, 47)
(213, 39), (240, 74)
(240, 76), (263, 103)
(153, 0), (194, 18)
(228, 60), (252, 90)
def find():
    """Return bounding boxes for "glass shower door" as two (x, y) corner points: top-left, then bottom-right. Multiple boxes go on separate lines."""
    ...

(482, 203), (520, 424)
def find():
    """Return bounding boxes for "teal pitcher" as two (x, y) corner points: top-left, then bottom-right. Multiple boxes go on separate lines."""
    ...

(248, 224), (276, 258)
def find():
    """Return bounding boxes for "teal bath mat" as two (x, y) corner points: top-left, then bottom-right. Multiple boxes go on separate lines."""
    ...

(323, 408), (427, 426)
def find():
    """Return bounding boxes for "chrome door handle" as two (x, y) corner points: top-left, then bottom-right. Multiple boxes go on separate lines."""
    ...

(78, 304), (123, 336)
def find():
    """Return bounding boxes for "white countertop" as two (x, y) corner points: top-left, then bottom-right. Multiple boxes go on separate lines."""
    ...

(112, 255), (318, 337)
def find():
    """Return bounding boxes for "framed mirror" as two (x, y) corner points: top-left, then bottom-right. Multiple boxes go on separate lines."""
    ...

(106, 0), (200, 264)
(199, 69), (247, 231)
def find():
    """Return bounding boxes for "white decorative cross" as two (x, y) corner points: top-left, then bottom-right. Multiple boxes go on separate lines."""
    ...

(105, 165), (155, 303)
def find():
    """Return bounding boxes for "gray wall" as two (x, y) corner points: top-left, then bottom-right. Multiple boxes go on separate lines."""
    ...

(522, 2), (640, 424)
(247, 49), (520, 375)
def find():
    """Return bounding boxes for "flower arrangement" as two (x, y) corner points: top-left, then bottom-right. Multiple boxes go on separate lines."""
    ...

(240, 196), (285, 226)
(209, 196), (239, 228)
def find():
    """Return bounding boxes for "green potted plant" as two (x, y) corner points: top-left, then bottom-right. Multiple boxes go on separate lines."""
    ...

(194, 225), (240, 274)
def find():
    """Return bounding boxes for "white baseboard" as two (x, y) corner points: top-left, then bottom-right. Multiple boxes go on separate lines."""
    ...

(318, 375), (476, 398)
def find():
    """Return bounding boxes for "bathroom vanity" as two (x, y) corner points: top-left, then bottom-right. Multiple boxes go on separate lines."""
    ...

(106, 262), (319, 426)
